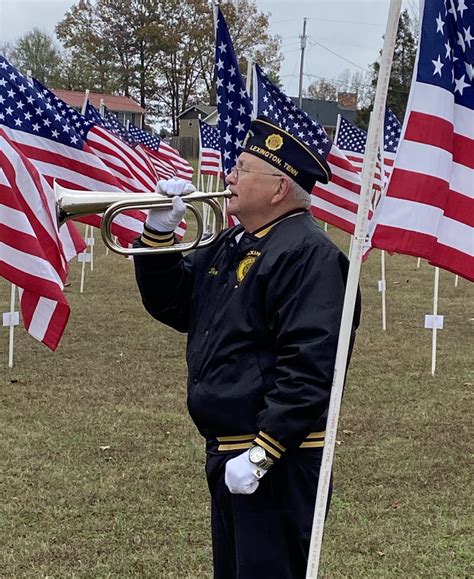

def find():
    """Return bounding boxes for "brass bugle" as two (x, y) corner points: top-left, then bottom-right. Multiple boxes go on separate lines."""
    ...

(55, 183), (232, 255)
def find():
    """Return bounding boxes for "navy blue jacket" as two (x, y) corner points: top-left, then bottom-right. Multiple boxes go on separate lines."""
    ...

(134, 210), (360, 461)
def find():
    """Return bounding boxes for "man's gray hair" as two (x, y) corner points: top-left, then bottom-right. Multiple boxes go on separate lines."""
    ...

(288, 178), (312, 209)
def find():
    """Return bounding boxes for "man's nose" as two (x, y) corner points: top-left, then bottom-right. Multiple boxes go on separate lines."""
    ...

(225, 171), (236, 185)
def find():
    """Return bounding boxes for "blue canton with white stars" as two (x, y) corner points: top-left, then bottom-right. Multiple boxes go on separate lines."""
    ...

(215, 7), (253, 175)
(337, 110), (401, 155)
(199, 120), (220, 150)
(420, 0), (473, 109)
(383, 109), (402, 153)
(128, 123), (161, 151)
(84, 101), (112, 130)
(0, 55), (91, 149)
(254, 64), (331, 159)
(337, 117), (367, 154)
(103, 110), (137, 146)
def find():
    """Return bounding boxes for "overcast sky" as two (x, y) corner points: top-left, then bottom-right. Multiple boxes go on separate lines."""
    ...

(0, 0), (417, 96)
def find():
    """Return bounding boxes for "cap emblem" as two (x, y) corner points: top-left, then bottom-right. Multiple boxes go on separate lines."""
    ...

(265, 133), (283, 151)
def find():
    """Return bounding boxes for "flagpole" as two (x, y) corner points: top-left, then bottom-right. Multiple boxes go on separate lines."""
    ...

(88, 226), (95, 272)
(329, 114), (343, 234)
(431, 266), (440, 376)
(246, 57), (253, 97)
(378, 110), (387, 331)
(80, 225), (90, 293)
(380, 250), (387, 330)
(305, 2), (402, 576)
(81, 89), (90, 115)
(8, 284), (16, 368)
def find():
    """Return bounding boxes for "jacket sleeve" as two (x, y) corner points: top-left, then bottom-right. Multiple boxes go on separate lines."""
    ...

(133, 240), (195, 333)
(254, 243), (360, 459)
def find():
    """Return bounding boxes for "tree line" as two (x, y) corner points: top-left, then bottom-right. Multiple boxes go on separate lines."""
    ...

(2, 1), (417, 133)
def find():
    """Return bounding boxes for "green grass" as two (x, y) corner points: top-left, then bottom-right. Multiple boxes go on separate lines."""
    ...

(0, 225), (473, 578)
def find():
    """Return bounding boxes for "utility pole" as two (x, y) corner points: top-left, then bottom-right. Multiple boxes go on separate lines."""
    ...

(298, 17), (307, 108)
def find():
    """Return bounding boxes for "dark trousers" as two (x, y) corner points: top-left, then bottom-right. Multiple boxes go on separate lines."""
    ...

(205, 449), (331, 579)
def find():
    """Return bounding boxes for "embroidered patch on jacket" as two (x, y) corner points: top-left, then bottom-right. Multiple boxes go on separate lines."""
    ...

(236, 250), (261, 283)
(208, 266), (219, 276)
(265, 133), (283, 151)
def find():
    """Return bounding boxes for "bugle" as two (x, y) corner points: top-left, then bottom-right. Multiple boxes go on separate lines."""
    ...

(55, 183), (232, 255)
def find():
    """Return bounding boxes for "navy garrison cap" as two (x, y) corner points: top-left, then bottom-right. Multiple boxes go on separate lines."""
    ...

(242, 116), (331, 191)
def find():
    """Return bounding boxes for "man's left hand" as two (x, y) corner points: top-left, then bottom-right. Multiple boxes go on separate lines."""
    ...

(224, 449), (268, 495)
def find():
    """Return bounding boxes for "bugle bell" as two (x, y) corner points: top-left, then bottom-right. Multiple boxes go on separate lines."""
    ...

(55, 183), (232, 255)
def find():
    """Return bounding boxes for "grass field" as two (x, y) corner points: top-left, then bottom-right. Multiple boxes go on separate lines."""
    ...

(0, 221), (472, 578)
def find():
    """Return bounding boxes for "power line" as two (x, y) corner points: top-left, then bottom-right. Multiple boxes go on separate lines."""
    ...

(306, 36), (370, 72)
(305, 17), (383, 27)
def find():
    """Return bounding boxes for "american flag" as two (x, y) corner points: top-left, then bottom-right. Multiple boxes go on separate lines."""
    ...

(215, 6), (253, 176)
(335, 116), (371, 175)
(59, 220), (86, 262)
(368, 0), (474, 282)
(198, 119), (221, 176)
(104, 109), (138, 144)
(128, 123), (194, 182)
(336, 110), (402, 193)
(253, 64), (365, 234)
(85, 102), (187, 239)
(0, 128), (70, 350)
(84, 101), (110, 128)
(0, 56), (147, 244)
(381, 108), (402, 184)
(70, 98), (158, 194)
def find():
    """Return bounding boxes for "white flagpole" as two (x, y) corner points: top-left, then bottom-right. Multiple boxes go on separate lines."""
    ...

(378, 121), (387, 332)
(8, 284), (17, 368)
(246, 57), (253, 98)
(305, 2), (402, 576)
(81, 89), (90, 115)
(197, 120), (203, 192)
(380, 250), (387, 330)
(79, 225), (90, 293)
(88, 226), (95, 272)
(431, 267), (440, 376)
(328, 114), (343, 234)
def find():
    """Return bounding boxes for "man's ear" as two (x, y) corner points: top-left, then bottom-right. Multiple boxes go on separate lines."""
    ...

(270, 177), (291, 205)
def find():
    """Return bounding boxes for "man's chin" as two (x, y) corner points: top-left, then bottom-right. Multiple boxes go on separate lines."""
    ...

(226, 200), (238, 216)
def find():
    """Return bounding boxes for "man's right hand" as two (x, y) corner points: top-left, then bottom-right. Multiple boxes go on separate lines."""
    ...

(146, 177), (195, 232)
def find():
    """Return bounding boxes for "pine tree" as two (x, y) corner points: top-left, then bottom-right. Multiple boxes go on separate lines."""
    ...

(357, 10), (417, 129)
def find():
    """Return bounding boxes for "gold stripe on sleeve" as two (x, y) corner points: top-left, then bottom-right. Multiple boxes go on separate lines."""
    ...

(254, 437), (282, 460)
(300, 441), (325, 448)
(217, 442), (253, 452)
(258, 431), (286, 452)
(216, 434), (255, 442)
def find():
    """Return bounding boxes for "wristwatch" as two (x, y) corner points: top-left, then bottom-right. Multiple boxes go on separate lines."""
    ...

(249, 444), (274, 471)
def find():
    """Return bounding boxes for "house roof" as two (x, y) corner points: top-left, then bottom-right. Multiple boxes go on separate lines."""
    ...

(183, 99), (357, 131)
(291, 97), (357, 128)
(177, 104), (217, 120)
(52, 89), (145, 113)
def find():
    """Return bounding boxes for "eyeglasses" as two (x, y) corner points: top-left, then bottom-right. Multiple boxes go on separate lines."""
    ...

(228, 166), (283, 180)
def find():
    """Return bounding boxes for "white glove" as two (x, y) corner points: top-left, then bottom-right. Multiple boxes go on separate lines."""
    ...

(157, 177), (196, 197)
(146, 178), (195, 232)
(224, 449), (269, 495)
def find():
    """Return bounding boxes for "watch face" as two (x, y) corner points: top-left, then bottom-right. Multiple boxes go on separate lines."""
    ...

(249, 445), (266, 464)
